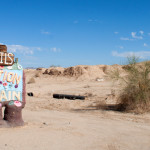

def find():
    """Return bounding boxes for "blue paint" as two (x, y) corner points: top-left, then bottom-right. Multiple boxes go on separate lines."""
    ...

(8, 101), (14, 105)
(0, 62), (23, 102)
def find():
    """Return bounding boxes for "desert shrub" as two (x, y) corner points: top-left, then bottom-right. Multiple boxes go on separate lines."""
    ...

(36, 67), (44, 70)
(28, 77), (36, 84)
(110, 56), (150, 113)
(50, 65), (60, 68)
(35, 72), (41, 77)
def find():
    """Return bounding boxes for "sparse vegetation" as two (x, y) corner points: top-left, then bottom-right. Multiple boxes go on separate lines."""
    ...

(110, 56), (150, 113)
(50, 65), (61, 68)
(35, 72), (41, 77)
(28, 77), (36, 84)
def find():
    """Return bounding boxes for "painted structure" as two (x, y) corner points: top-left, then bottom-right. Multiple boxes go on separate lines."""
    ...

(0, 45), (26, 127)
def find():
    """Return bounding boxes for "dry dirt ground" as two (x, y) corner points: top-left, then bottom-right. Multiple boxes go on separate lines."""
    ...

(0, 67), (150, 150)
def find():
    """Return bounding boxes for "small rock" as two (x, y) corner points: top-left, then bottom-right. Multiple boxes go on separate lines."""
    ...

(96, 78), (104, 82)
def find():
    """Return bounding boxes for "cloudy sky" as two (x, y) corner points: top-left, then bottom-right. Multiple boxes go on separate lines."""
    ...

(0, 0), (150, 68)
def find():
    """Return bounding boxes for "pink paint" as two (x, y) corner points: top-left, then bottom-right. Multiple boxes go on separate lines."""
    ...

(0, 66), (4, 69)
(3, 82), (7, 86)
(14, 101), (22, 107)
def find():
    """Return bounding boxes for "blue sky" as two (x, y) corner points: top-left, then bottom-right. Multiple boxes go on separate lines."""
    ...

(0, 0), (150, 68)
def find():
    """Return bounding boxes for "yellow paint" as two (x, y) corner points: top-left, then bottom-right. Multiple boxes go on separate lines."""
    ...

(12, 73), (21, 85)
(8, 91), (11, 100)
(13, 91), (20, 101)
(0, 70), (3, 78)
(0, 90), (7, 101)
(7, 72), (14, 82)
(3, 71), (7, 82)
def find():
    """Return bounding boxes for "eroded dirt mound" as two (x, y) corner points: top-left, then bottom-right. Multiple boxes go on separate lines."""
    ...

(43, 67), (64, 76)
(26, 65), (126, 81)
(41, 65), (126, 80)
(102, 64), (125, 75)
(63, 66), (87, 77)
(49, 69), (62, 76)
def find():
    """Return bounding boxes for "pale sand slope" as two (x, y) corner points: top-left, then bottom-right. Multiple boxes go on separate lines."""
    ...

(0, 66), (150, 150)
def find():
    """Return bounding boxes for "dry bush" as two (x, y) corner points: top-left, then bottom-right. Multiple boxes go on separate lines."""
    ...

(50, 65), (60, 68)
(28, 77), (36, 84)
(35, 72), (41, 77)
(110, 56), (150, 113)
(36, 67), (43, 70)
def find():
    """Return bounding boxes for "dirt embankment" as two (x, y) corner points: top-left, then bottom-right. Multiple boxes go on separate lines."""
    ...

(30, 64), (125, 81)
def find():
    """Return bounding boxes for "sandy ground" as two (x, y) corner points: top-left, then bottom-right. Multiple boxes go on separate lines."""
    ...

(0, 68), (150, 150)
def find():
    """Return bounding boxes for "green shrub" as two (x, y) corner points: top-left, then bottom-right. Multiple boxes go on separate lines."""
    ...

(111, 56), (150, 113)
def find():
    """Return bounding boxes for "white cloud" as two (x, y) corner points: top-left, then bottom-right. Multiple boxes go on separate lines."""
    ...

(144, 43), (148, 47)
(51, 47), (61, 52)
(139, 30), (144, 35)
(41, 30), (50, 35)
(131, 32), (143, 39)
(7, 45), (41, 55)
(114, 32), (119, 34)
(112, 51), (150, 59)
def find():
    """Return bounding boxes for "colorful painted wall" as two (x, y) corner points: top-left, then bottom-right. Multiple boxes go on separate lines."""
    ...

(0, 45), (26, 127)
(0, 61), (23, 102)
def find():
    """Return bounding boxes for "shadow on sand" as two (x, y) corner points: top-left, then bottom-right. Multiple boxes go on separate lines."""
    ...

(72, 104), (126, 112)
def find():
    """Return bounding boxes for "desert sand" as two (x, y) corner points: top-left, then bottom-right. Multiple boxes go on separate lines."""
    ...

(0, 65), (150, 150)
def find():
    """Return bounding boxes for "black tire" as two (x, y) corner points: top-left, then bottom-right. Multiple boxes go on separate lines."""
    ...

(53, 94), (85, 100)
(27, 92), (34, 96)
